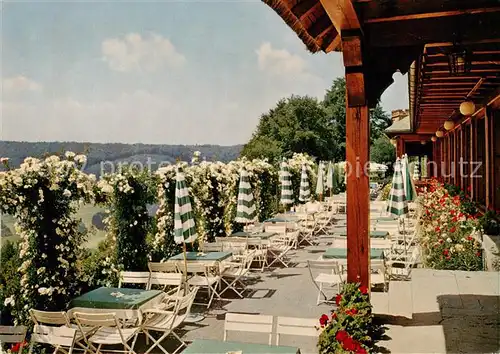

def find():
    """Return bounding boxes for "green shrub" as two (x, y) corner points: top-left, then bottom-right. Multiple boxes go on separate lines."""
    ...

(0, 241), (21, 325)
(380, 183), (391, 201)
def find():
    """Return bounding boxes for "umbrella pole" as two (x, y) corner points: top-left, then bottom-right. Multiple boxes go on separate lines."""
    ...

(182, 243), (188, 294)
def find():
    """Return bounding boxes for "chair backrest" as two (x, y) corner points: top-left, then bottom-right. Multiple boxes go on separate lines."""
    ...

(0, 325), (27, 346)
(148, 272), (183, 289)
(174, 287), (199, 322)
(276, 317), (318, 345)
(185, 263), (211, 276)
(307, 260), (340, 272)
(148, 262), (179, 273)
(224, 313), (273, 345)
(30, 309), (70, 326)
(263, 223), (287, 235)
(118, 271), (150, 288)
(222, 238), (247, 254)
(203, 242), (223, 252)
(73, 312), (119, 328)
(31, 325), (76, 352)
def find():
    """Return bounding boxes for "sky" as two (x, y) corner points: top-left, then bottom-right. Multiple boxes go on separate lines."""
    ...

(1, 1), (408, 146)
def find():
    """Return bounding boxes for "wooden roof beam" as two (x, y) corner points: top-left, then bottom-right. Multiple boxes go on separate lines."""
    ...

(364, 7), (500, 24)
(466, 78), (486, 99)
(319, 0), (361, 31)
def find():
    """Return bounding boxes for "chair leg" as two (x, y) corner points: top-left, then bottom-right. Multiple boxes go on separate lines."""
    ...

(144, 331), (171, 354)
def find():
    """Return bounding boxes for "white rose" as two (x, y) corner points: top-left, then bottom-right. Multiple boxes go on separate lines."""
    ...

(4, 295), (15, 307)
(63, 189), (72, 197)
(65, 151), (76, 159)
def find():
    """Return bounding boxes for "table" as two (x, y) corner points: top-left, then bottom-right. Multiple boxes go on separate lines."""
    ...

(230, 231), (277, 239)
(265, 216), (300, 223)
(323, 248), (385, 260)
(169, 251), (232, 263)
(183, 339), (300, 354)
(70, 287), (162, 310)
(68, 287), (163, 322)
(332, 230), (389, 238)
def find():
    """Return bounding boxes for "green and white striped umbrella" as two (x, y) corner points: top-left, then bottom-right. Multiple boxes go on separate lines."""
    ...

(299, 164), (311, 202)
(316, 162), (325, 196)
(413, 159), (420, 181)
(402, 154), (416, 201)
(235, 168), (257, 223)
(174, 167), (197, 244)
(387, 158), (408, 217)
(326, 162), (338, 194)
(280, 160), (294, 205)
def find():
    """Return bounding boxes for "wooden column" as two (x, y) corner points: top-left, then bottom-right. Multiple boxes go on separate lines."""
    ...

(342, 33), (369, 289)
(447, 134), (452, 182)
(470, 116), (477, 201)
(453, 130), (458, 186)
(459, 127), (465, 190)
(485, 107), (493, 209)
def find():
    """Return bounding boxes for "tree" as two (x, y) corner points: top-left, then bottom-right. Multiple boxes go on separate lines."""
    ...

(322, 78), (392, 160)
(241, 95), (337, 162)
(370, 136), (396, 171)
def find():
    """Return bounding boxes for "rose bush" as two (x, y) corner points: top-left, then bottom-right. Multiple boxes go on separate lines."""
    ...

(318, 283), (384, 354)
(419, 179), (482, 271)
(0, 153), (96, 323)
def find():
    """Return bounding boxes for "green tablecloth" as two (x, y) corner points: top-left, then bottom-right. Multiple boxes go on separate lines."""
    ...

(70, 287), (162, 310)
(169, 251), (232, 262)
(375, 217), (398, 222)
(183, 339), (300, 354)
(265, 215), (299, 223)
(333, 230), (388, 238)
(230, 231), (277, 239)
(323, 248), (385, 260)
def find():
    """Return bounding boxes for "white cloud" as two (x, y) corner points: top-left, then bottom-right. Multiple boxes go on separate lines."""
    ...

(3, 76), (43, 94)
(101, 33), (186, 72)
(256, 42), (308, 76)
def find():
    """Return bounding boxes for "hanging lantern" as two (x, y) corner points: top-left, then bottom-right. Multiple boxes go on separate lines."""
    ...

(444, 120), (455, 131)
(431, 136), (437, 142)
(420, 140), (426, 145)
(460, 101), (475, 116)
(436, 130), (444, 138)
(448, 46), (471, 76)
(390, 138), (397, 146)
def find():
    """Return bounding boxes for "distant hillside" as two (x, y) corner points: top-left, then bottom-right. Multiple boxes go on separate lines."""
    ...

(0, 141), (243, 176)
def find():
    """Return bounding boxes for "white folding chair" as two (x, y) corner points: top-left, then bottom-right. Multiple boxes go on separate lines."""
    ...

(148, 262), (179, 273)
(0, 325), (27, 352)
(30, 309), (93, 353)
(73, 312), (140, 354)
(267, 234), (294, 268)
(276, 316), (318, 345)
(118, 271), (151, 288)
(221, 238), (247, 257)
(307, 260), (344, 305)
(141, 287), (198, 354)
(202, 242), (223, 252)
(29, 324), (77, 354)
(224, 313), (273, 345)
(220, 251), (255, 298)
(385, 247), (420, 281)
(186, 263), (221, 308)
(246, 238), (268, 271)
(148, 272), (184, 309)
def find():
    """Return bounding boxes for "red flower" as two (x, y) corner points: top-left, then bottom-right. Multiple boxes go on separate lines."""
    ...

(435, 226), (441, 232)
(452, 216), (458, 222)
(449, 226), (457, 233)
(319, 314), (329, 327)
(342, 336), (357, 351)
(10, 342), (26, 353)
(476, 252), (481, 257)
(439, 239), (444, 244)
(467, 185), (472, 192)
(331, 312), (337, 320)
(443, 249), (449, 256)
(346, 308), (358, 316)
(335, 294), (342, 306)
(467, 236), (473, 241)
(335, 330), (349, 342)
(359, 285), (368, 295)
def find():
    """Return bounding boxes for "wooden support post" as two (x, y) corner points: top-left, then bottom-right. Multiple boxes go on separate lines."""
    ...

(485, 107), (493, 209)
(453, 131), (458, 186)
(470, 116), (477, 201)
(342, 33), (369, 289)
(459, 127), (465, 190)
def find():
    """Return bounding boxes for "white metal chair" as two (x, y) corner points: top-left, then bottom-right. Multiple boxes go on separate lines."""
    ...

(148, 262), (179, 273)
(307, 260), (344, 305)
(202, 242), (223, 252)
(276, 316), (318, 345)
(73, 312), (140, 354)
(30, 309), (93, 353)
(223, 313), (273, 345)
(186, 263), (221, 308)
(118, 271), (151, 288)
(140, 287), (198, 354)
(148, 272), (184, 308)
(220, 251), (255, 298)
(246, 238), (268, 271)
(0, 325), (27, 353)
(221, 238), (247, 257)
(267, 234), (295, 268)
(385, 247), (420, 281)
(29, 324), (77, 354)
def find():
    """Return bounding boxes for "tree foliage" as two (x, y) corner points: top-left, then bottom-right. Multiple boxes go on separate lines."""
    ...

(370, 136), (396, 168)
(242, 78), (393, 163)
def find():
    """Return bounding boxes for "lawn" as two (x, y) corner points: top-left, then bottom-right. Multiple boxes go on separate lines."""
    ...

(1, 204), (107, 249)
